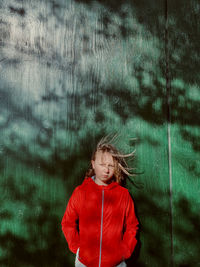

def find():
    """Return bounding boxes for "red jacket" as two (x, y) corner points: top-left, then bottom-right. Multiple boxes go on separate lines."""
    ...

(61, 177), (139, 267)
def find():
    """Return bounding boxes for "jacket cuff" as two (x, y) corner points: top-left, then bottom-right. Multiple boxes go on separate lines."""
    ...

(121, 243), (131, 260)
(70, 243), (80, 254)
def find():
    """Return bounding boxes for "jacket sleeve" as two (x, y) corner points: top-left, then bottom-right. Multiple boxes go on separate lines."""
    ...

(61, 187), (81, 254)
(121, 192), (139, 259)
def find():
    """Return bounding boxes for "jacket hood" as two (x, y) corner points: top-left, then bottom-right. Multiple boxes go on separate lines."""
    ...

(82, 177), (119, 190)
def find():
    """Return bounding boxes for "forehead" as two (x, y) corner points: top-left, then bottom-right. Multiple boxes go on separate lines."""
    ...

(95, 151), (114, 163)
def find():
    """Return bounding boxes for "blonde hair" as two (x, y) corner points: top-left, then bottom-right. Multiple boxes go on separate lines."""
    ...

(85, 137), (136, 185)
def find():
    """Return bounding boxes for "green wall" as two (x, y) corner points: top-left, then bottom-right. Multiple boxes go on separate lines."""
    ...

(0, 0), (199, 266)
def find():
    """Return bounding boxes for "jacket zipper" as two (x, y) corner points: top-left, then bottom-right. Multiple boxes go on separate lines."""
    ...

(99, 189), (104, 267)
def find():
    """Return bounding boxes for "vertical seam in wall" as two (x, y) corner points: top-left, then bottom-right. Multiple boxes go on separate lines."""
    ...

(165, 0), (174, 266)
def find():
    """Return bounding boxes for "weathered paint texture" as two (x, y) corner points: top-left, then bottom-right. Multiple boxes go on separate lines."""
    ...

(0, 0), (199, 266)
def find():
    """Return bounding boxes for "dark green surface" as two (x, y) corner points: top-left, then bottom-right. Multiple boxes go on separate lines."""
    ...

(0, 0), (199, 266)
(169, 1), (200, 266)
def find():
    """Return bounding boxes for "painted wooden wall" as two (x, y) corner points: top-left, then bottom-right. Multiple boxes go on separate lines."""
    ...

(0, 0), (199, 266)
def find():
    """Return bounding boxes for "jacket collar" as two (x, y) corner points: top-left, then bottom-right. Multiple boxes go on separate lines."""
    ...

(83, 177), (119, 190)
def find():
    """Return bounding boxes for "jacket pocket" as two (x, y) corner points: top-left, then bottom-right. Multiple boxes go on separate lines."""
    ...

(75, 248), (87, 267)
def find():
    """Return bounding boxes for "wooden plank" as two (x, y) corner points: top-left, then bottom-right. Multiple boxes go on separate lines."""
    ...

(168, 1), (200, 266)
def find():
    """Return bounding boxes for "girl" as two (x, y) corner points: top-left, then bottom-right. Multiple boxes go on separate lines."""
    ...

(61, 139), (139, 267)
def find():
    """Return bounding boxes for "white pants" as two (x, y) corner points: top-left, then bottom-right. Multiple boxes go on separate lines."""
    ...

(75, 248), (127, 267)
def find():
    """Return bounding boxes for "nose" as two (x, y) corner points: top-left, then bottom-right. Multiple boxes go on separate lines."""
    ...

(104, 166), (109, 173)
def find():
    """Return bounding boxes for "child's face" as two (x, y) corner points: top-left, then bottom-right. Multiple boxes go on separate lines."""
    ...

(91, 151), (115, 186)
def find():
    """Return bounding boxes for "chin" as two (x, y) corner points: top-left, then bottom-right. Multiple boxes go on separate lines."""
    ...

(104, 177), (112, 182)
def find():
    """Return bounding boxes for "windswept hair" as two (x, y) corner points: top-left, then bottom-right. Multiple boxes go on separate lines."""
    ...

(85, 136), (136, 185)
